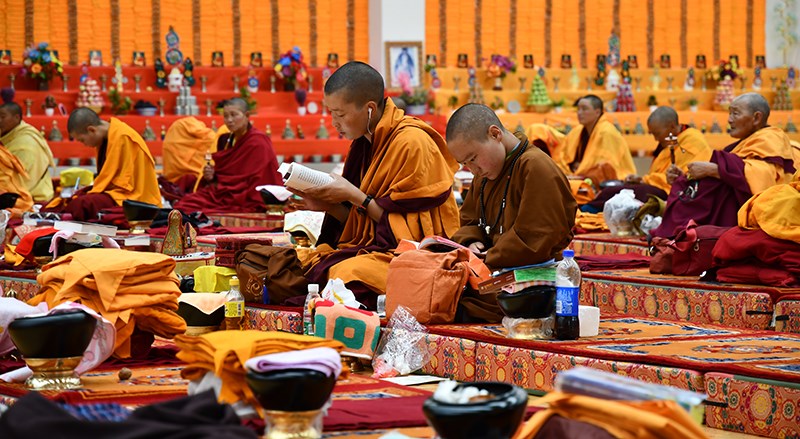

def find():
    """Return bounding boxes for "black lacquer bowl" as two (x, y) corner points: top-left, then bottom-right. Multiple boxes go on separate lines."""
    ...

(8, 310), (96, 359)
(422, 381), (528, 439)
(245, 368), (337, 412)
(496, 285), (556, 319)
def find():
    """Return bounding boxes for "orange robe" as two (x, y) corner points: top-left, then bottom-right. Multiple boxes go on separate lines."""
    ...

(0, 145), (33, 216)
(29, 249), (185, 359)
(559, 114), (636, 180)
(738, 175), (800, 244)
(642, 127), (712, 193)
(306, 99), (461, 295)
(162, 117), (217, 183)
(0, 120), (55, 202)
(175, 330), (344, 407)
(514, 392), (707, 439)
(90, 118), (161, 206)
(791, 140), (800, 171)
(524, 123), (565, 157)
(729, 126), (795, 194)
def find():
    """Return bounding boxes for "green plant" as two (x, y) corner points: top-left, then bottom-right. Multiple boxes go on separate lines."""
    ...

(108, 86), (132, 115)
(687, 97), (699, 106)
(552, 98), (565, 108)
(399, 87), (432, 106)
(238, 87), (258, 112)
(647, 95), (658, 107)
(447, 95), (459, 109)
(42, 95), (57, 109)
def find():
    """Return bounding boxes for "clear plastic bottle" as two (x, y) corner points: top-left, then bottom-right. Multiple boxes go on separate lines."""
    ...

(224, 277), (245, 330)
(303, 284), (320, 336)
(555, 249), (581, 340)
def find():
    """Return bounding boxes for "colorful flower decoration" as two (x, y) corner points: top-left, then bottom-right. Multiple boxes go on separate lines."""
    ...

(274, 47), (309, 88)
(20, 42), (63, 82)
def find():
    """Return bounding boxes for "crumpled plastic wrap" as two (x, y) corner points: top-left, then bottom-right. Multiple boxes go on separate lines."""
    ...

(371, 306), (432, 378)
(603, 189), (643, 236)
(502, 316), (554, 339)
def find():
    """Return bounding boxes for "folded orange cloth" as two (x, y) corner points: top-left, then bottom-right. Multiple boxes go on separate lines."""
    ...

(29, 248), (185, 358)
(574, 211), (608, 232)
(514, 392), (708, 439)
(175, 330), (345, 407)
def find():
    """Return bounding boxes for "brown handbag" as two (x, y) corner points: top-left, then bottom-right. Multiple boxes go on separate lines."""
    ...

(649, 236), (676, 274)
(385, 248), (471, 324)
(672, 221), (730, 276)
(235, 244), (308, 303)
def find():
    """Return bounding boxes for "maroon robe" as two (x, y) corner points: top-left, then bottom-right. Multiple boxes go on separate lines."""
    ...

(174, 125), (281, 213)
(652, 149), (752, 238)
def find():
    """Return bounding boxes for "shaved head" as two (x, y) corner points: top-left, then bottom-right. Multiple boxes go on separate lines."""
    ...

(578, 94), (604, 111)
(446, 103), (507, 143)
(324, 61), (385, 108)
(0, 102), (21, 118)
(224, 97), (250, 114)
(647, 106), (679, 126)
(733, 93), (770, 125)
(67, 107), (102, 134)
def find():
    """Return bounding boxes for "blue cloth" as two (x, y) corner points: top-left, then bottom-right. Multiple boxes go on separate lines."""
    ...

(60, 402), (131, 422)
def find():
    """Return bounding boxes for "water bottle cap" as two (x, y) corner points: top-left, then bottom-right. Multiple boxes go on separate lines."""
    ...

(308, 284), (319, 294)
(229, 276), (239, 287)
(562, 249), (574, 258)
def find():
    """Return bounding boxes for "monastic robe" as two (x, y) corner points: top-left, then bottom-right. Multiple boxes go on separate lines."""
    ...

(558, 114), (636, 180)
(304, 98), (461, 299)
(642, 126), (712, 193)
(791, 140), (800, 170)
(654, 126), (796, 237)
(162, 117), (217, 183)
(91, 118), (161, 207)
(451, 134), (576, 322)
(173, 125), (281, 213)
(524, 123), (565, 157)
(0, 145), (33, 216)
(0, 120), (55, 201)
(738, 173), (800, 244)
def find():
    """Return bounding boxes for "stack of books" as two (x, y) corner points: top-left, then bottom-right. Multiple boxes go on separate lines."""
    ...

(478, 261), (557, 294)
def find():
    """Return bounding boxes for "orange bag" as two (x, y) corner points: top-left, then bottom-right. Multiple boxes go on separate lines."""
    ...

(385, 248), (472, 324)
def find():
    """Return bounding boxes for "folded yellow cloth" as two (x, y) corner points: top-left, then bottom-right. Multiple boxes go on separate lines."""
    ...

(175, 330), (344, 407)
(514, 392), (708, 439)
(59, 167), (95, 188)
(575, 211), (608, 232)
(29, 248), (185, 358)
(193, 265), (238, 292)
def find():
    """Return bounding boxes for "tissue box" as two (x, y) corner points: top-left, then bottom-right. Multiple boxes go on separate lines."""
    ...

(214, 235), (274, 268)
(313, 300), (380, 359)
(193, 266), (238, 292)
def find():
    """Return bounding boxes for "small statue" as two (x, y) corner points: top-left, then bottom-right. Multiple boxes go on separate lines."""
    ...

(786, 116), (798, 133)
(752, 66), (762, 91)
(183, 58), (195, 86)
(40, 125), (46, 137)
(210, 120), (218, 132)
(607, 29), (621, 68)
(710, 118), (723, 134)
(633, 118), (645, 135)
(247, 69), (259, 93)
(282, 119), (295, 139)
(650, 67), (661, 91)
(160, 124), (167, 140)
(48, 121), (62, 141)
(315, 119), (329, 139)
(142, 120), (157, 141)
(296, 124), (305, 139)
(570, 67), (580, 91)
(788, 67), (797, 89)
(265, 124), (272, 137)
(684, 68), (696, 91)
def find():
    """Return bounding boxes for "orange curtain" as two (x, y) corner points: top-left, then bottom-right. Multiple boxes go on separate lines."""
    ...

(353, 0), (369, 62)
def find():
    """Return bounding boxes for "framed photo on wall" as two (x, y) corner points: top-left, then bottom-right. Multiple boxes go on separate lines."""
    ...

(385, 41), (423, 88)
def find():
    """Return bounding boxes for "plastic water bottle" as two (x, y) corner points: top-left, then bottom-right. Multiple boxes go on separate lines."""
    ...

(303, 284), (320, 336)
(555, 249), (581, 340)
(224, 277), (245, 330)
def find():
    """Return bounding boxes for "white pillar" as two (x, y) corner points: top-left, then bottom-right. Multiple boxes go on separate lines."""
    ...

(368, 0), (427, 87)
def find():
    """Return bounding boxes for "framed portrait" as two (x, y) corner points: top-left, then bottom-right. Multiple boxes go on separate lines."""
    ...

(385, 41), (423, 88)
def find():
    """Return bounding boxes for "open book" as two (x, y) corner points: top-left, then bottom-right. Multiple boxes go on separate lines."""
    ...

(278, 162), (334, 191)
(396, 235), (469, 253)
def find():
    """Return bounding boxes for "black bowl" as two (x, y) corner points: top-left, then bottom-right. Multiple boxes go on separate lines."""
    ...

(177, 299), (225, 327)
(422, 382), (528, 439)
(496, 285), (556, 319)
(8, 310), (96, 359)
(245, 368), (337, 411)
(260, 190), (287, 206)
(122, 199), (161, 221)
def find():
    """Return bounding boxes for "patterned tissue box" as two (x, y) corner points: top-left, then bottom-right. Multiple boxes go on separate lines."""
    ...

(214, 235), (274, 268)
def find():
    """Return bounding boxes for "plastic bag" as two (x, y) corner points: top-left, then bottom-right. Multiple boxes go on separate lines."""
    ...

(638, 214), (662, 237)
(603, 189), (643, 236)
(371, 306), (432, 378)
(321, 278), (363, 309)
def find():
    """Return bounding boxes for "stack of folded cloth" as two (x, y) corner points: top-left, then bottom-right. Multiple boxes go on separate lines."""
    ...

(244, 347), (342, 377)
(28, 248), (186, 358)
(175, 331), (345, 407)
(214, 235), (274, 268)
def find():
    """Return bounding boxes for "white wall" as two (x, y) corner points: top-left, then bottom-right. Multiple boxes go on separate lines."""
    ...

(368, 0), (427, 83)
(765, 0), (800, 67)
